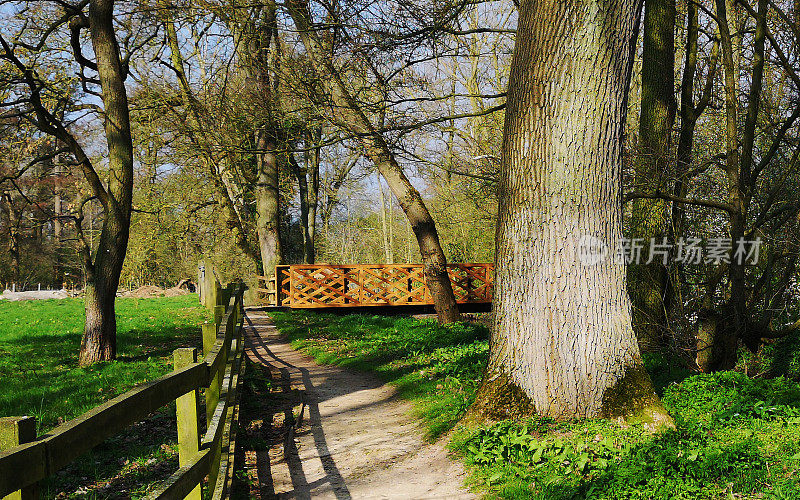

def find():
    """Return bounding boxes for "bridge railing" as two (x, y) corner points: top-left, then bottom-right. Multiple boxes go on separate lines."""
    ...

(0, 280), (246, 500)
(258, 263), (493, 308)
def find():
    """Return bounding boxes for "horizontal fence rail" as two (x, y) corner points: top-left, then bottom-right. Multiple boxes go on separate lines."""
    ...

(258, 263), (494, 308)
(0, 274), (246, 500)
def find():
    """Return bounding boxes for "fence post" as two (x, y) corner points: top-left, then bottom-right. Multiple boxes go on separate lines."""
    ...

(213, 278), (222, 308)
(0, 416), (38, 500)
(214, 305), (225, 330)
(202, 323), (220, 424)
(208, 303), (233, 494)
(173, 349), (202, 500)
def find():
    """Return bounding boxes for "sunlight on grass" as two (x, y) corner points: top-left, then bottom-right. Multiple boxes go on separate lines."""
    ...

(271, 310), (800, 499)
(0, 295), (208, 432)
(0, 295), (208, 498)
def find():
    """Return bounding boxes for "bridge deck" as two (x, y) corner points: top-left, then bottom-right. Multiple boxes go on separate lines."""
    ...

(258, 263), (493, 308)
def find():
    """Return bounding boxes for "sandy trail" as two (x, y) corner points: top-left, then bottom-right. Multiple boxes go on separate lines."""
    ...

(240, 311), (475, 500)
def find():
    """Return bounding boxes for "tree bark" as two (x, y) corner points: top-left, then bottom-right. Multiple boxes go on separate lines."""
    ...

(378, 175), (394, 264)
(1, 191), (20, 286)
(306, 127), (321, 264)
(286, 0), (460, 323)
(630, 0), (675, 348)
(254, 129), (283, 274)
(79, 0), (135, 365)
(479, 0), (671, 424)
(289, 151), (312, 263)
(239, 1), (283, 276)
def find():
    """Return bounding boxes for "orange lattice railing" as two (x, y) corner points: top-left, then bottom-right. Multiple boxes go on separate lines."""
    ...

(259, 263), (494, 308)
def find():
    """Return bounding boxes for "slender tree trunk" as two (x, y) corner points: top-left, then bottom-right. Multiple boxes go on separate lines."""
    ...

(2, 191), (20, 286)
(254, 129), (283, 274)
(162, 9), (261, 269)
(378, 175), (393, 263)
(672, 1), (700, 322)
(54, 162), (64, 289)
(240, 1), (283, 276)
(476, 0), (671, 424)
(80, 0), (135, 365)
(286, 0), (460, 323)
(694, 0), (756, 372)
(630, 0), (675, 348)
(289, 151), (312, 263)
(696, 0), (767, 372)
(306, 127), (320, 264)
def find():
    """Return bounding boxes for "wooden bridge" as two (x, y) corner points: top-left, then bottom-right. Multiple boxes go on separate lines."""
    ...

(258, 263), (494, 308)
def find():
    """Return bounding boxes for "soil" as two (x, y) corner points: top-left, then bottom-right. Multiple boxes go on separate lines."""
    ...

(118, 286), (190, 299)
(0, 290), (71, 301)
(237, 311), (475, 499)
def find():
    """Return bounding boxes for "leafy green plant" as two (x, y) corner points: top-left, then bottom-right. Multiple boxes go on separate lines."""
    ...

(274, 310), (800, 499)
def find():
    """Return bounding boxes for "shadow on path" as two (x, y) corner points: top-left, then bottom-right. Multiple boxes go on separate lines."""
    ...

(239, 313), (352, 499)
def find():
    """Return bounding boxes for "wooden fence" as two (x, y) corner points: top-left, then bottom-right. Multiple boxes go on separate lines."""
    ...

(258, 263), (494, 308)
(0, 279), (246, 500)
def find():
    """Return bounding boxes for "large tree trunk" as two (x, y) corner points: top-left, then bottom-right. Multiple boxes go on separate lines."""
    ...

(286, 0), (460, 323)
(239, 1), (283, 276)
(477, 0), (670, 424)
(630, 0), (675, 348)
(81, 276), (117, 363)
(80, 0), (135, 365)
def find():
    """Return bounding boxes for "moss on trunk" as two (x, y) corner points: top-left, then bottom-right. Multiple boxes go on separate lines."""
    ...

(466, 370), (535, 424)
(600, 364), (674, 430)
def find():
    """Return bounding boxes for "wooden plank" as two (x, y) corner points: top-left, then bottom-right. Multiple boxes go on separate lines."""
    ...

(201, 324), (220, 425)
(0, 363), (207, 495)
(144, 448), (211, 500)
(203, 335), (244, 492)
(210, 338), (244, 500)
(0, 442), (45, 498)
(41, 362), (207, 475)
(201, 342), (239, 450)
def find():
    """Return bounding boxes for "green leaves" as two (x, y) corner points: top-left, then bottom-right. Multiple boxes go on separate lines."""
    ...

(463, 420), (626, 478)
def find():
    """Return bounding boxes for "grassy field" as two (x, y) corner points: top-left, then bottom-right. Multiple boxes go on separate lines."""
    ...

(270, 310), (800, 499)
(0, 295), (208, 498)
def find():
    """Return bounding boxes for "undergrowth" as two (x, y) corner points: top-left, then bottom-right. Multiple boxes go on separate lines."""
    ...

(272, 310), (800, 499)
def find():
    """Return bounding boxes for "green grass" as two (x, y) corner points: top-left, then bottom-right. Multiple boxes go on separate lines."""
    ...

(0, 295), (209, 498)
(270, 310), (800, 499)
(0, 295), (208, 432)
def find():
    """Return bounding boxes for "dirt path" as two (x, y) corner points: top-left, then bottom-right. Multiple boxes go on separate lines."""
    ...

(238, 311), (475, 499)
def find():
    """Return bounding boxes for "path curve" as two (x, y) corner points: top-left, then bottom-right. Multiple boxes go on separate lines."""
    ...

(241, 311), (475, 499)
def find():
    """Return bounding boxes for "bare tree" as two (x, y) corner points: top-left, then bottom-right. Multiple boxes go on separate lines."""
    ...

(285, 0), (461, 322)
(1, 0), (138, 364)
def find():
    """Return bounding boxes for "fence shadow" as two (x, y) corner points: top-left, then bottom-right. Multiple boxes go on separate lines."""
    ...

(238, 314), (354, 499)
